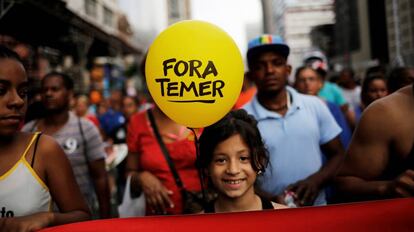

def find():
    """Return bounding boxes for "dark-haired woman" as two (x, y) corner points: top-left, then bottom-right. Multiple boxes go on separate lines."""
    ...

(0, 45), (90, 231)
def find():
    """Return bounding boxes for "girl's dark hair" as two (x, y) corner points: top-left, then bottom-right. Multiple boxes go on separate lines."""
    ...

(360, 71), (387, 106)
(0, 45), (23, 63)
(294, 66), (322, 80)
(387, 67), (414, 93)
(199, 109), (269, 175)
(294, 66), (307, 80)
(123, 95), (140, 106)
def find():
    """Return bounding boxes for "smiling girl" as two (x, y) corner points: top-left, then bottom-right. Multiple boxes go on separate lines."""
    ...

(199, 109), (286, 213)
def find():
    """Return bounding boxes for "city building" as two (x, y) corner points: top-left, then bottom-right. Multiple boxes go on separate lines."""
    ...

(0, 0), (141, 94)
(385, 0), (414, 66)
(333, 0), (381, 74)
(167, 0), (191, 25)
(284, 0), (334, 72)
(272, 0), (286, 37)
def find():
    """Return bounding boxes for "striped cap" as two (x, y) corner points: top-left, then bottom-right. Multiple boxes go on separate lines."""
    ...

(247, 34), (290, 65)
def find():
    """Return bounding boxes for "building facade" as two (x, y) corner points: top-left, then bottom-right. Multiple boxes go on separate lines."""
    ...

(284, 0), (334, 72)
(385, 0), (414, 66)
(0, 0), (141, 94)
(167, 0), (191, 25)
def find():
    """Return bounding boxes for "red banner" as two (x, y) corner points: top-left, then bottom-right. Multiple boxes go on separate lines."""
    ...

(41, 198), (414, 232)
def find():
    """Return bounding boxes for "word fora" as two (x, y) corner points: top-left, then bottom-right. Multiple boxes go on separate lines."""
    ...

(163, 58), (217, 78)
(1, 207), (14, 218)
(156, 58), (224, 101)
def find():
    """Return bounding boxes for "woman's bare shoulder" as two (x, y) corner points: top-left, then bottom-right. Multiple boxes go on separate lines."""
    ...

(34, 133), (65, 159)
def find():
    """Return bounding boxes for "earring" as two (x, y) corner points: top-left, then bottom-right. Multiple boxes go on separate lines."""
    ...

(257, 170), (263, 175)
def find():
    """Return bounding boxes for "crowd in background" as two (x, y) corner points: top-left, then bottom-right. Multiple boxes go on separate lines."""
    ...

(1, 31), (414, 231)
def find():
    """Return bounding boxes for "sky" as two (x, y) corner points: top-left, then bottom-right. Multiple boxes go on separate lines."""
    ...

(190, 0), (262, 56)
(119, 0), (263, 57)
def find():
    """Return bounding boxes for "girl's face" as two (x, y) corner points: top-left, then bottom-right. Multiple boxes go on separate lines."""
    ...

(75, 97), (89, 116)
(122, 97), (138, 119)
(208, 134), (256, 199)
(366, 79), (388, 105)
(0, 58), (27, 136)
(295, 68), (323, 96)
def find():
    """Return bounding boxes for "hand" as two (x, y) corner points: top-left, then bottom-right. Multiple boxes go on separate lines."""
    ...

(138, 171), (174, 214)
(273, 193), (287, 205)
(386, 169), (414, 197)
(282, 190), (298, 208)
(0, 212), (52, 232)
(286, 176), (322, 206)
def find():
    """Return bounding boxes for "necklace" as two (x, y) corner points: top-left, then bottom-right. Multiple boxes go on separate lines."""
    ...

(287, 91), (291, 109)
(273, 104), (288, 111)
(273, 92), (291, 111)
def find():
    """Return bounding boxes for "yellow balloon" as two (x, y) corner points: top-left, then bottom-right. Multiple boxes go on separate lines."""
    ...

(146, 20), (244, 128)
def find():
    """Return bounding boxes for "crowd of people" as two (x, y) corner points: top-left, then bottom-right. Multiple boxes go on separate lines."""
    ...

(1, 31), (414, 230)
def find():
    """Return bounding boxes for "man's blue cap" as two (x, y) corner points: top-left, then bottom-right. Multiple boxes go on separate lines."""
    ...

(247, 34), (290, 65)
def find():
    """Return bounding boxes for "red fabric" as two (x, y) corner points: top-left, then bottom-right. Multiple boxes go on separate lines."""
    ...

(85, 114), (100, 128)
(41, 198), (414, 232)
(233, 86), (256, 109)
(126, 110), (201, 215)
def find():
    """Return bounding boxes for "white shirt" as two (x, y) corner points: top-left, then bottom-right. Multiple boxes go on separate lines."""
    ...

(0, 132), (51, 217)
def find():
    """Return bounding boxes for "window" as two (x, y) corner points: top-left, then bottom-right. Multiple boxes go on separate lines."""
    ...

(169, 0), (180, 19)
(85, 0), (97, 18)
(103, 6), (113, 27)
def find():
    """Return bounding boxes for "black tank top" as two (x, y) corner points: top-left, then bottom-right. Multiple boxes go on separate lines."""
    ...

(203, 196), (274, 213)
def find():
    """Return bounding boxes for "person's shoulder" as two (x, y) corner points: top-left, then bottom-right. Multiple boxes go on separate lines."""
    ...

(34, 133), (65, 158)
(129, 109), (148, 122)
(300, 93), (320, 101)
(71, 114), (98, 131)
(358, 94), (400, 129)
(364, 92), (401, 117)
(324, 81), (341, 91)
(331, 82), (342, 90)
(298, 93), (326, 106)
(392, 85), (414, 103)
(79, 116), (97, 128)
(243, 100), (254, 112)
(38, 133), (61, 148)
(375, 88), (412, 118)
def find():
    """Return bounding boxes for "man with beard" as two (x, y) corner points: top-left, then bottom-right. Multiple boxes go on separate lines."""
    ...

(244, 35), (345, 206)
(22, 72), (110, 218)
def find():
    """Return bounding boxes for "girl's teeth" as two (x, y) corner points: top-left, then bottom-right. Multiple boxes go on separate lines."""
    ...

(225, 180), (242, 184)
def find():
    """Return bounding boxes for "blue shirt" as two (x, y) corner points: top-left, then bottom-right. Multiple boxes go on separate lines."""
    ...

(98, 108), (126, 136)
(244, 86), (341, 205)
(326, 101), (352, 149)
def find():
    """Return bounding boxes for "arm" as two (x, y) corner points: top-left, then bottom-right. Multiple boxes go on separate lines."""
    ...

(341, 103), (356, 130)
(45, 135), (91, 224)
(288, 136), (345, 206)
(125, 112), (173, 214)
(125, 151), (174, 215)
(89, 158), (111, 218)
(334, 101), (414, 201)
(83, 120), (111, 218)
(334, 83), (356, 130)
(1, 135), (91, 231)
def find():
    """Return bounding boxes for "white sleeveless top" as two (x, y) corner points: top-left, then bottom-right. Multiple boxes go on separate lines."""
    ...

(0, 132), (52, 217)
